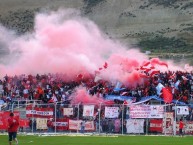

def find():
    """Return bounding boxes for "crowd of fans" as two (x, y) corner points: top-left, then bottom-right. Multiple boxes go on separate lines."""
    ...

(0, 71), (193, 107)
(1, 71), (193, 133)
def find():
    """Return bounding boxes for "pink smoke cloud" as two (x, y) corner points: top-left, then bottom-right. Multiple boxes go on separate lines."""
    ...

(0, 9), (187, 104)
(0, 9), (150, 82)
(69, 87), (114, 105)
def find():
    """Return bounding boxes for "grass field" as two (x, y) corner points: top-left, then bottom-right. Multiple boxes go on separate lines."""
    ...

(1, 134), (193, 145)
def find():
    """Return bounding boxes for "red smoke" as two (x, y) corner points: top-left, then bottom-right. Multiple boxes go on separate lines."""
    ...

(150, 58), (168, 68)
(70, 87), (114, 105)
(0, 9), (185, 104)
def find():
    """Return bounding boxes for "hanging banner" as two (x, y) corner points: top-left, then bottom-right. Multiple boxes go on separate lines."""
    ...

(126, 119), (144, 133)
(149, 119), (163, 133)
(130, 105), (164, 118)
(53, 118), (69, 131)
(63, 108), (73, 116)
(176, 106), (189, 115)
(0, 111), (19, 130)
(68, 119), (94, 131)
(114, 119), (121, 133)
(26, 106), (54, 118)
(19, 119), (30, 128)
(68, 120), (80, 130)
(105, 107), (119, 118)
(36, 118), (47, 130)
(163, 112), (173, 134)
(83, 105), (94, 117)
(176, 121), (193, 135)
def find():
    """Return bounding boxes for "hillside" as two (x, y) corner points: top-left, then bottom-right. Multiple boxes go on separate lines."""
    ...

(0, 0), (193, 63)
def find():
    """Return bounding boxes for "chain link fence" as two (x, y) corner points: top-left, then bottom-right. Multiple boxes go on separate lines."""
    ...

(0, 100), (193, 136)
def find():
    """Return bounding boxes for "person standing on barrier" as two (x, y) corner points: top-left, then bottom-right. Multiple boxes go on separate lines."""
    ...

(80, 120), (85, 133)
(7, 112), (19, 145)
(47, 118), (54, 132)
(179, 119), (184, 137)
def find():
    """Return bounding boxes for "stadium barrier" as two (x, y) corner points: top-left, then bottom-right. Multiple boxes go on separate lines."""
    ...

(0, 101), (193, 136)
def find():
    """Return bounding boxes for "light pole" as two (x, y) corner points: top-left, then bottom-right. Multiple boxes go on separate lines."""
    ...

(98, 103), (101, 134)
(11, 101), (15, 112)
(173, 97), (182, 136)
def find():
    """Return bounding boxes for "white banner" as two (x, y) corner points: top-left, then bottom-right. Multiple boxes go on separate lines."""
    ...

(105, 107), (119, 118)
(26, 107), (54, 118)
(130, 105), (164, 118)
(176, 106), (189, 115)
(68, 120), (94, 130)
(63, 108), (73, 116)
(83, 105), (94, 117)
(36, 118), (47, 129)
(126, 119), (144, 133)
(26, 110), (53, 116)
(163, 112), (173, 134)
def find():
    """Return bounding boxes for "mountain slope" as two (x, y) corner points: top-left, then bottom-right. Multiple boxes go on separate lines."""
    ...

(0, 0), (193, 62)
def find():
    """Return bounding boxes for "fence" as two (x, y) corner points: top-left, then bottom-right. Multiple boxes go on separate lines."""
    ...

(0, 100), (193, 135)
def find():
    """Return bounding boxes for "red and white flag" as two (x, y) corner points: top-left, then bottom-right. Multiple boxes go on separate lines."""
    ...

(162, 87), (173, 103)
(48, 94), (58, 103)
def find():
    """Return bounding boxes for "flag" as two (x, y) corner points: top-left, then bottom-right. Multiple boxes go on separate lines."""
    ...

(156, 83), (164, 95)
(120, 92), (128, 96)
(150, 58), (168, 68)
(113, 82), (125, 92)
(182, 76), (188, 81)
(48, 94), (58, 103)
(162, 87), (173, 103)
(142, 61), (151, 66)
(103, 62), (108, 69)
(174, 80), (180, 90)
(169, 73), (176, 79)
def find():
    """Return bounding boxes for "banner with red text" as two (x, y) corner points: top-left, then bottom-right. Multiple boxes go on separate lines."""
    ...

(149, 119), (163, 133)
(105, 107), (119, 118)
(53, 118), (69, 131)
(68, 119), (94, 131)
(63, 108), (73, 116)
(163, 112), (173, 134)
(83, 105), (94, 117)
(129, 105), (164, 118)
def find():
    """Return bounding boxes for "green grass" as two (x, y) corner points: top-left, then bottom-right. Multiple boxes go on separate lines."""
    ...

(1, 134), (193, 145)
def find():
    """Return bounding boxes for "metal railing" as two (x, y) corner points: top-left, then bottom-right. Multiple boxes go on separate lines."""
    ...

(0, 100), (192, 136)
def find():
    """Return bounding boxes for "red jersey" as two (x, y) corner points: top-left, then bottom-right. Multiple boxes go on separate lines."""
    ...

(7, 116), (19, 132)
(179, 121), (184, 129)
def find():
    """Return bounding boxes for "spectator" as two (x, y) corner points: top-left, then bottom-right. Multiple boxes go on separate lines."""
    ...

(47, 118), (54, 132)
(80, 120), (85, 133)
(7, 112), (19, 145)
(179, 119), (184, 137)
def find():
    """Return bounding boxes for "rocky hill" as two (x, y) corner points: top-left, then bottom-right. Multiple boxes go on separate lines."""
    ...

(0, 0), (193, 63)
